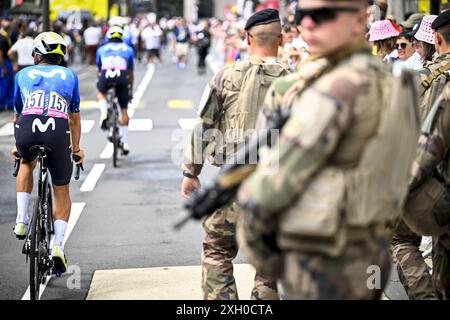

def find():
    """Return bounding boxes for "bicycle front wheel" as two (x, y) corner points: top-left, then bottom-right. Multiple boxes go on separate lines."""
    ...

(29, 199), (42, 300)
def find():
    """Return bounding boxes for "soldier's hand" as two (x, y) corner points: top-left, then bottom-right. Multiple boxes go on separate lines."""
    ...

(181, 176), (201, 199)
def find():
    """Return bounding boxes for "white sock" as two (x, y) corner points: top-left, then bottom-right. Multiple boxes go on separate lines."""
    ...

(54, 220), (68, 250)
(99, 99), (108, 119)
(120, 125), (129, 144)
(16, 192), (30, 224)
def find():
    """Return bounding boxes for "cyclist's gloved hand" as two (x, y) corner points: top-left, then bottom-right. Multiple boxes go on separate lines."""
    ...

(11, 146), (20, 160)
(72, 149), (85, 165)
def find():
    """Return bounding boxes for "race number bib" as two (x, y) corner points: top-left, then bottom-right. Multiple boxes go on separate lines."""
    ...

(22, 90), (69, 119)
(48, 92), (68, 119)
(22, 90), (45, 116)
(102, 56), (127, 71)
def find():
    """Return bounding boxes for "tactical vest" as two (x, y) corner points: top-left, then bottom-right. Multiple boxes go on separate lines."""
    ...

(211, 57), (289, 163)
(277, 54), (421, 257)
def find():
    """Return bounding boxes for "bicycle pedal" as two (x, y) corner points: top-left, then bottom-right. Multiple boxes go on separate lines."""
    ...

(22, 240), (30, 255)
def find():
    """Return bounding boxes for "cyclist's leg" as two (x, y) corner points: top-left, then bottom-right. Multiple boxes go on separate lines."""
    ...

(117, 78), (130, 153)
(97, 73), (109, 129)
(52, 184), (71, 246)
(44, 118), (72, 265)
(13, 115), (39, 233)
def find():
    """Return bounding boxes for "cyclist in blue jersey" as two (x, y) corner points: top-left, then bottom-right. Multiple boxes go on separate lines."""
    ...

(11, 32), (84, 274)
(96, 26), (134, 155)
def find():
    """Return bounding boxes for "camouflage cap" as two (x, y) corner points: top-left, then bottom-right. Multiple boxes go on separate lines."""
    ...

(244, 9), (280, 31)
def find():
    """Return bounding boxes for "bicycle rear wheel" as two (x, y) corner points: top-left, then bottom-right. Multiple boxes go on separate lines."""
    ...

(112, 104), (119, 168)
(29, 199), (43, 300)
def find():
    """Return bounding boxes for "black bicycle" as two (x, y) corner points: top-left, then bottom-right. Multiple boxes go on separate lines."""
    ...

(106, 86), (121, 168)
(13, 147), (83, 300)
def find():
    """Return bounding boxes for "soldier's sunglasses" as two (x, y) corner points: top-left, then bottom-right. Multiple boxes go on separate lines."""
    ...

(295, 7), (361, 25)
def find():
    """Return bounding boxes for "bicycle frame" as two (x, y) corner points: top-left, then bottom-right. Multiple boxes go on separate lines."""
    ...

(106, 86), (121, 167)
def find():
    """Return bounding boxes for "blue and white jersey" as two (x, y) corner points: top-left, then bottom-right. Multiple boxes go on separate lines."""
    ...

(96, 42), (134, 72)
(14, 65), (80, 120)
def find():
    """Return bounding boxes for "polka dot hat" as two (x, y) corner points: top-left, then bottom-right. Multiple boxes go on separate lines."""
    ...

(369, 20), (400, 42)
(414, 15), (438, 45)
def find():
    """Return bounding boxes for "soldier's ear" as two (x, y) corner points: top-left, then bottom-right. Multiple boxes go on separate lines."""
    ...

(436, 33), (442, 47)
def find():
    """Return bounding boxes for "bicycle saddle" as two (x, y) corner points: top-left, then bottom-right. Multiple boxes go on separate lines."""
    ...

(29, 145), (54, 155)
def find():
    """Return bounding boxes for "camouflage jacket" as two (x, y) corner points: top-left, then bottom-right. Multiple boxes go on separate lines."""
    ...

(411, 82), (450, 188)
(419, 52), (450, 120)
(237, 45), (390, 222)
(182, 56), (289, 177)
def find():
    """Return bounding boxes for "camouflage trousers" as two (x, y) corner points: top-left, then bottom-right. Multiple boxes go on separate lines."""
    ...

(279, 233), (391, 300)
(391, 218), (450, 299)
(201, 203), (279, 300)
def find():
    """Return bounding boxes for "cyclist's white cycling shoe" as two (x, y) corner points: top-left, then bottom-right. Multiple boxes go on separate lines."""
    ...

(121, 143), (130, 156)
(51, 245), (68, 275)
(13, 222), (27, 240)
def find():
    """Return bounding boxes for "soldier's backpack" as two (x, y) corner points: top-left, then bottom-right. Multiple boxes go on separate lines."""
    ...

(277, 60), (422, 257)
(213, 57), (290, 162)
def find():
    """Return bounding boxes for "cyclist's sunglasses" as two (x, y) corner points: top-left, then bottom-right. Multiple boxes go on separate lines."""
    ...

(295, 7), (361, 25)
(394, 42), (410, 50)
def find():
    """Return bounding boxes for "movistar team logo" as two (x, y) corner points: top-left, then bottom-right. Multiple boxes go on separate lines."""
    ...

(27, 69), (66, 80)
(105, 69), (121, 79)
(32, 118), (55, 133)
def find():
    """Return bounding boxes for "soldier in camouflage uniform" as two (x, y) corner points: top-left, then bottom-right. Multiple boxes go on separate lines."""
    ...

(236, 0), (421, 300)
(391, 10), (450, 300)
(181, 9), (290, 300)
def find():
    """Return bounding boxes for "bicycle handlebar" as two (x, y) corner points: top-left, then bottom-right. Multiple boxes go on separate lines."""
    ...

(72, 154), (84, 181)
(13, 158), (20, 177)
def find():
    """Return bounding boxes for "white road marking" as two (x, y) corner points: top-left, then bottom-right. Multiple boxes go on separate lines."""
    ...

(64, 202), (86, 244)
(127, 108), (135, 118)
(21, 202), (86, 300)
(128, 119), (153, 131)
(87, 264), (255, 300)
(100, 143), (114, 159)
(81, 120), (95, 134)
(80, 164), (106, 192)
(0, 122), (14, 136)
(178, 118), (197, 130)
(21, 277), (51, 301)
(129, 63), (156, 115)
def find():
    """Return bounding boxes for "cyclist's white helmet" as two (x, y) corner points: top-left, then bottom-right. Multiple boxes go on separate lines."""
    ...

(32, 32), (66, 57)
(109, 16), (126, 28)
(106, 26), (123, 40)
